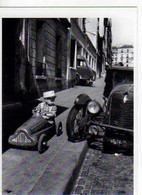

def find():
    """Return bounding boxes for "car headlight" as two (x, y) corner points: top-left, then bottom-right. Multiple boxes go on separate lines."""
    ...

(87, 101), (101, 114)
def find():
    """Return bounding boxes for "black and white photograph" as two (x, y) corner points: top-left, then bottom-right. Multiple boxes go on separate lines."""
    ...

(1, 8), (137, 195)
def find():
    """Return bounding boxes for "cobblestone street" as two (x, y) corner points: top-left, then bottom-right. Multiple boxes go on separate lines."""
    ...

(72, 138), (133, 195)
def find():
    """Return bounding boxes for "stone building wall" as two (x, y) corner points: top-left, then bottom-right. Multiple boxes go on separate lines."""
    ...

(29, 19), (68, 96)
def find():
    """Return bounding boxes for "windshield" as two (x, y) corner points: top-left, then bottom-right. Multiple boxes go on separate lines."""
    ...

(77, 60), (87, 67)
(103, 68), (133, 98)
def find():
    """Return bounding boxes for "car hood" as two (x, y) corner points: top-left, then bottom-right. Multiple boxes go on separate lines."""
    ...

(111, 84), (133, 96)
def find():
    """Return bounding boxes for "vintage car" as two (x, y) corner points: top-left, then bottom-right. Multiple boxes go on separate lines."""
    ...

(76, 55), (96, 86)
(66, 65), (133, 152)
(8, 113), (62, 153)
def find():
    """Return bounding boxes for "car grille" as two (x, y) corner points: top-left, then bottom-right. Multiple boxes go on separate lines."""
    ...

(109, 96), (133, 129)
(11, 132), (32, 143)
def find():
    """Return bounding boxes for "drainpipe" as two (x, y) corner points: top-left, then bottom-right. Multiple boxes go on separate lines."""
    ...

(66, 28), (71, 87)
(74, 40), (77, 69)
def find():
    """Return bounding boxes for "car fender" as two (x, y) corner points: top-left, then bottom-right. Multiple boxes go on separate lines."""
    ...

(74, 94), (92, 106)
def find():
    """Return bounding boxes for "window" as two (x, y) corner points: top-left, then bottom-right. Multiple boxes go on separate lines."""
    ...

(36, 20), (46, 76)
(56, 35), (62, 77)
(70, 39), (76, 68)
(77, 60), (87, 67)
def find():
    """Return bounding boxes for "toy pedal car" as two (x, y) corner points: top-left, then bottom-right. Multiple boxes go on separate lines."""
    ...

(8, 114), (62, 153)
(9, 90), (63, 153)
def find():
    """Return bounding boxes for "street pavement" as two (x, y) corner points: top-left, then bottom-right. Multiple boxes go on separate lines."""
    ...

(2, 78), (105, 195)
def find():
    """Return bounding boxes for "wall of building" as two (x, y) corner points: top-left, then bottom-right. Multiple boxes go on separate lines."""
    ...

(29, 19), (69, 96)
(2, 18), (70, 102)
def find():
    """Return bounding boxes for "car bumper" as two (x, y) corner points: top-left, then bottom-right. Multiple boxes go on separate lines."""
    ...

(80, 78), (94, 83)
(104, 136), (133, 150)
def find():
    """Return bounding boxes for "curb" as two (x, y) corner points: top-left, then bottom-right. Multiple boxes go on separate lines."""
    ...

(63, 141), (89, 194)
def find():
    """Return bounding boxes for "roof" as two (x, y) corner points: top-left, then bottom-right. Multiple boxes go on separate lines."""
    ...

(112, 45), (134, 49)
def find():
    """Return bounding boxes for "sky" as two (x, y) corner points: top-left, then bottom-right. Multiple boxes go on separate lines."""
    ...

(112, 17), (135, 46)
(86, 17), (136, 47)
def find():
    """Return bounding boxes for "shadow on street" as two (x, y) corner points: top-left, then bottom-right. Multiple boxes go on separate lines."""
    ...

(87, 136), (133, 156)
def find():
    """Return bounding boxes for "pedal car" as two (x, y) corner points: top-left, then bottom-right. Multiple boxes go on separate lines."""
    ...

(8, 90), (62, 153)
(66, 65), (133, 152)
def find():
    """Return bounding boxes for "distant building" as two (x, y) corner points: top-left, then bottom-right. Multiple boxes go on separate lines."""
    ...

(104, 18), (112, 66)
(96, 18), (112, 77)
(112, 45), (134, 67)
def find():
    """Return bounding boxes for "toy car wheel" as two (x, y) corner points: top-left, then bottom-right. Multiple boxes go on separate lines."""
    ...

(66, 105), (87, 142)
(38, 134), (48, 154)
(56, 122), (63, 136)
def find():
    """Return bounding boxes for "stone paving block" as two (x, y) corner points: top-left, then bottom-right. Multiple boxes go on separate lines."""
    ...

(78, 177), (86, 185)
(80, 170), (88, 177)
(82, 189), (91, 194)
(74, 185), (84, 194)
(81, 164), (90, 171)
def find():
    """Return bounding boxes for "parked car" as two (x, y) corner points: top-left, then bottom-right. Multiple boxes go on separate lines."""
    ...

(76, 55), (96, 86)
(66, 65), (133, 152)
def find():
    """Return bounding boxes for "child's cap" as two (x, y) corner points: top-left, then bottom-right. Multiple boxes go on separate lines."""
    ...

(43, 90), (56, 99)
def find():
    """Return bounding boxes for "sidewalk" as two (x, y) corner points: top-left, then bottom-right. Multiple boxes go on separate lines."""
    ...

(2, 78), (105, 195)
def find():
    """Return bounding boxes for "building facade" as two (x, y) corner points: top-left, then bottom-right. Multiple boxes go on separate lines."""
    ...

(112, 45), (134, 67)
(96, 18), (112, 77)
(104, 18), (113, 66)
(67, 18), (97, 87)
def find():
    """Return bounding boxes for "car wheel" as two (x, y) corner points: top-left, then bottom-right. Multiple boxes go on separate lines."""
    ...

(38, 134), (48, 154)
(66, 105), (87, 142)
(93, 72), (96, 81)
(88, 82), (93, 86)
